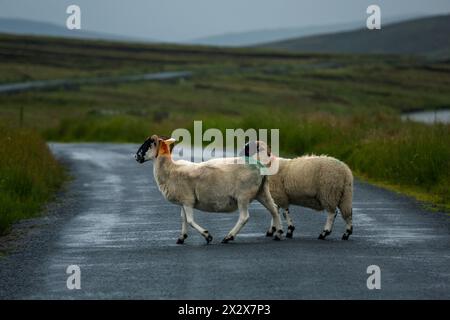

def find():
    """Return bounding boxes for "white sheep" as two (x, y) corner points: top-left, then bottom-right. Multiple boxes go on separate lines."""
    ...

(135, 135), (284, 244)
(242, 141), (353, 240)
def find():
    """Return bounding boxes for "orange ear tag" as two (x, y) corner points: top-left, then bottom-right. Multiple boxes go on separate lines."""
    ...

(159, 142), (171, 156)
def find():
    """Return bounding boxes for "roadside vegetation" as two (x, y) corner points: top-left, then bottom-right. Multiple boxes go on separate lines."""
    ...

(0, 123), (67, 234)
(0, 33), (449, 212)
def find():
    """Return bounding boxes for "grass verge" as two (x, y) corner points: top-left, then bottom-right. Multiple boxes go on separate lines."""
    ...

(0, 123), (67, 235)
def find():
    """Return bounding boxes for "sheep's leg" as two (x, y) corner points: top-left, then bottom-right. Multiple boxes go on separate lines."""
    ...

(266, 217), (276, 237)
(284, 208), (296, 238)
(318, 209), (338, 240)
(183, 205), (213, 244)
(341, 209), (353, 240)
(176, 207), (189, 244)
(339, 183), (353, 240)
(257, 187), (283, 240)
(266, 207), (294, 237)
(222, 201), (250, 243)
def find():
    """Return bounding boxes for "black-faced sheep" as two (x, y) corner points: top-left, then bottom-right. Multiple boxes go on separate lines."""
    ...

(135, 135), (284, 244)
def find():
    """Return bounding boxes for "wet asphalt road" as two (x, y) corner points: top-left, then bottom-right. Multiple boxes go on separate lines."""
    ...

(0, 143), (449, 299)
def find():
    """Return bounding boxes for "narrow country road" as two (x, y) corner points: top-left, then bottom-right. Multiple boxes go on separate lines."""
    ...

(0, 143), (449, 299)
(0, 71), (192, 94)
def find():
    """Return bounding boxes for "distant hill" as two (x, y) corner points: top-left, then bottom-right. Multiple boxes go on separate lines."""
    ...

(189, 22), (362, 47)
(0, 18), (155, 42)
(259, 15), (450, 59)
(188, 14), (423, 47)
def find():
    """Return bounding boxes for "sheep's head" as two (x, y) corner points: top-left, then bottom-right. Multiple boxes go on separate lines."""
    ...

(240, 140), (272, 164)
(240, 141), (279, 175)
(135, 135), (175, 163)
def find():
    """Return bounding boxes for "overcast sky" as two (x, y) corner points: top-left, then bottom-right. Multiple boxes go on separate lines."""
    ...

(1, 0), (449, 41)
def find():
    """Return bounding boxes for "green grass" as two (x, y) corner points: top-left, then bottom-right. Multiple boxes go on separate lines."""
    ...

(0, 123), (67, 235)
(0, 33), (450, 212)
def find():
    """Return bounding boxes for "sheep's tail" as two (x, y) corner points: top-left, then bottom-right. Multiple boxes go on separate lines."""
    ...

(338, 169), (353, 233)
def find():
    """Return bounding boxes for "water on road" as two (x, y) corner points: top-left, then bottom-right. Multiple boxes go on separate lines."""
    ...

(401, 109), (450, 124)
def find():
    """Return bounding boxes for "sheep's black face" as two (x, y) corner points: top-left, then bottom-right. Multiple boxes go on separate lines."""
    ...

(241, 141), (257, 157)
(135, 137), (156, 163)
(240, 141), (271, 158)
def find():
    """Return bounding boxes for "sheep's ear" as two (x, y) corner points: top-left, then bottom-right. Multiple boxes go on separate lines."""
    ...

(256, 141), (272, 157)
(164, 137), (176, 145)
(150, 134), (159, 147)
(154, 135), (174, 156)
(266, 144), (272, 157)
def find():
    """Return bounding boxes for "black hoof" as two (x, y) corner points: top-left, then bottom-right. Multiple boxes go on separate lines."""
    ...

(286, 226), (295, 238)
(266, 226), (276, 237)
(202, 231), (213, 244)
(342, 227), (353, 240)
(318, 230), (331, 240)
(176, 234), (187, 244)
(221, 235), (234, 244)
